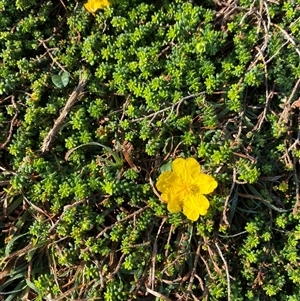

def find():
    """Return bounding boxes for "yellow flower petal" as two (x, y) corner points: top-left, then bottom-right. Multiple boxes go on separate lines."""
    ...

(182, 194), (210, 221)
(185, 157), (202, 177)
(167, 200), (182, 213)
(172, 158), (187, 181)
(172, 157), (202, 182)
(196, 194), (210, 215)
(84, 2), (94, 14)
(161, 185), (184, 203)
(156, 171), (175, 192)
(192, 173), (218, 194)
(84, 0), (109, 15)
(156, 171), (169, 191)
(161, 188), (175, 203)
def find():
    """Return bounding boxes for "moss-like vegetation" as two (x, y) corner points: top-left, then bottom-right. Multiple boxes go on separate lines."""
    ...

(1, 0), (300, 300)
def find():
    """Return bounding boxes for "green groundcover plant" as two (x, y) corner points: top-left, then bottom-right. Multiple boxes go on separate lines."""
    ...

(0, 0), (300, 300)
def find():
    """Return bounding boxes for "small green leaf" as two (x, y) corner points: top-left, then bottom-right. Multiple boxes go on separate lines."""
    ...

(25, 279), (40, 294)
(51, 74), (63, 88)
(60, 71), (70, 87)
(160, 160), (172, 173)
(51, 71), (70, 88)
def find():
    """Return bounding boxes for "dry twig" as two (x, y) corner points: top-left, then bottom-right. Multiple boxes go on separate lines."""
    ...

(146, 286), (173, 301)
(149, 218), (167, 290)
(215, 242), (231, 301)
(222, 168), (237, 226)
(41, 77), (87, 152)
(130, 92), (206, 123)
(0, 95), (19, 150)
(186, 243), (203, 298)
(38, 39), (70, 74)
(292, 155), (300, 215)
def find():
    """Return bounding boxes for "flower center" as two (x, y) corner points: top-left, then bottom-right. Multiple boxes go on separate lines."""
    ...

(180, 182), (198, 195)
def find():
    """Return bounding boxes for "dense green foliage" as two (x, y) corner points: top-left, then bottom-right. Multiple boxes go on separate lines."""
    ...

(1, 0), (300, 300)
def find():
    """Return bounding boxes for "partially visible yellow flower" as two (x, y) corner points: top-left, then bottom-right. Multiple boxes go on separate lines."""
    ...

(84, 0), (110, 16)
(156, 158), (217, 221)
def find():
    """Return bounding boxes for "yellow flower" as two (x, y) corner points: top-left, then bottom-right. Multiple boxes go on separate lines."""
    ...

(84, 0), (110, 16)
(156, 158), (218, 221)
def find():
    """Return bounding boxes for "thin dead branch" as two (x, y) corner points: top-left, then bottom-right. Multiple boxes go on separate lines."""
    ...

(130, 92), (206, 123)
(215, 242), (231, 301)
(41, 77), (87, 152)
(292, 155), (300, 215)
(146, 286), (173, 301)
(222, 168), (237, 226)
(0, 95), (19, 150)
(38, 39), (71, 74)
(149, 217), (167, 290)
